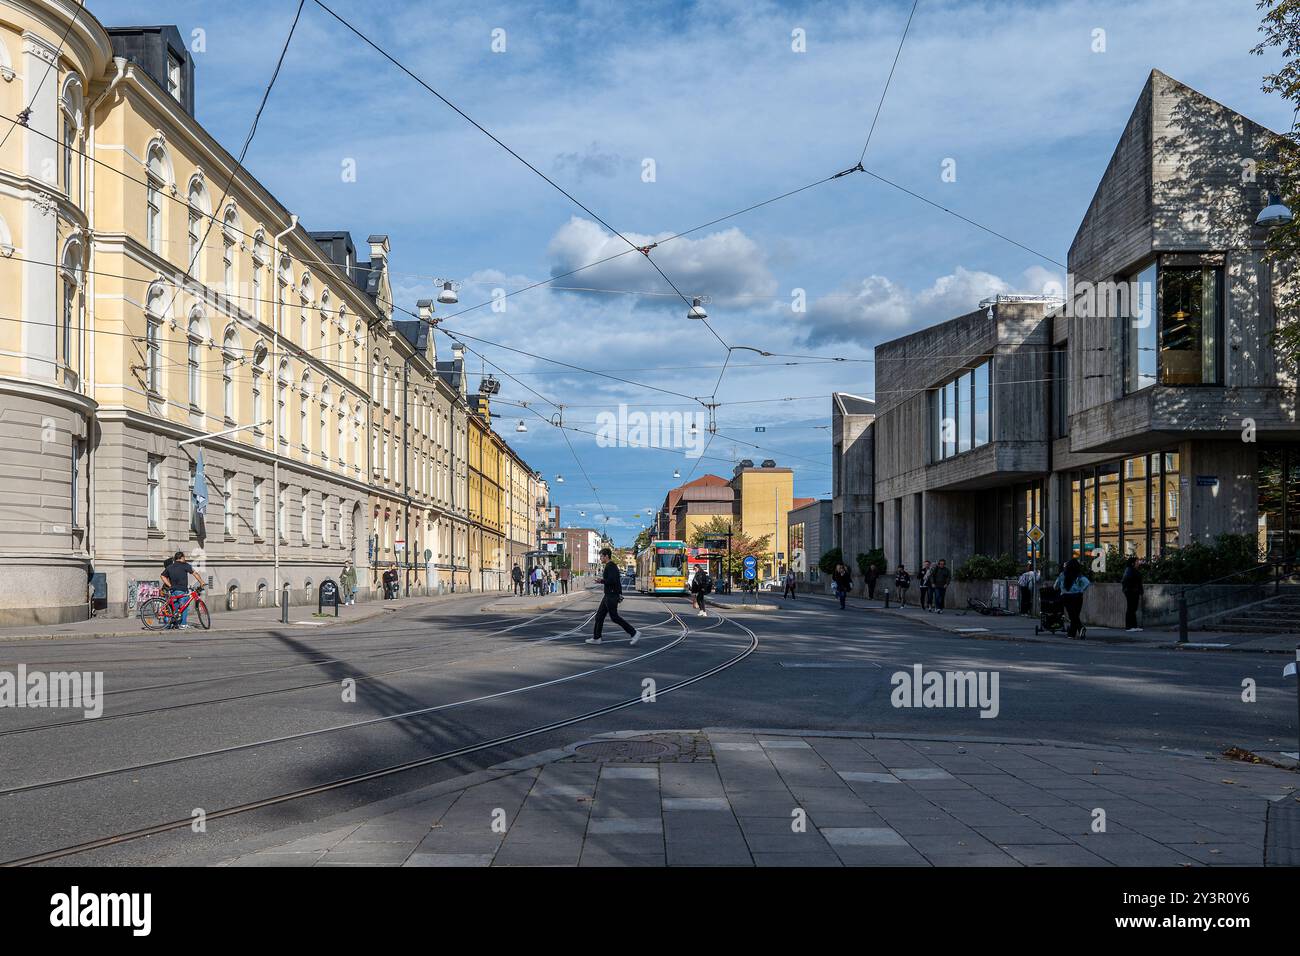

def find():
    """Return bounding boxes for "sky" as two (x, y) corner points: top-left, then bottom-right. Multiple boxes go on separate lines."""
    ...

(93, 0), (1295, 545)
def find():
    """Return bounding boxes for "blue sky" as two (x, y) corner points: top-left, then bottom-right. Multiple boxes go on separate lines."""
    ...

(94, 0), (1294, 544)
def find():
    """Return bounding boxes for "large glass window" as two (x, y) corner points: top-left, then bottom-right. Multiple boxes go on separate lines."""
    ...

(932, 358), (993, 461)
(1071, 451), (1179, 562)
(1126, 262), (1222, 390)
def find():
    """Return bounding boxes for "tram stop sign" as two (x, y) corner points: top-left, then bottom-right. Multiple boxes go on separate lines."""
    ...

(742, 555), (757, 580)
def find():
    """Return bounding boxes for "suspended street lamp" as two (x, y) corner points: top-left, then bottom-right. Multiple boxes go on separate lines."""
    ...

(687, 296), (708, 320)
(515, 420), (528, 432)
(673, 467), (681, 479)
(555, 474), (564, 483)
(1256, 193), (1294, 229)
(436, 280), (460, 305)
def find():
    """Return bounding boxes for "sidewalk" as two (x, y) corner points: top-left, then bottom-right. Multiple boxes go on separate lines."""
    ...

(211, 728), (1299, 867)
(0, 588), (498, 643)
(794, 590), (1299, 654)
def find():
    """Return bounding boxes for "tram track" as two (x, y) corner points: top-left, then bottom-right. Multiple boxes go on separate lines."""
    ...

(1, 607), (758, 866)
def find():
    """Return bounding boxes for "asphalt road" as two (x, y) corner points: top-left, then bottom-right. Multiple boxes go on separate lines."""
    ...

(0, 587), (1294, 866)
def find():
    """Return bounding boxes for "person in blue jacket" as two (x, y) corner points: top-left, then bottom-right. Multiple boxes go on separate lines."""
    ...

(1054, 557), (1092, 638)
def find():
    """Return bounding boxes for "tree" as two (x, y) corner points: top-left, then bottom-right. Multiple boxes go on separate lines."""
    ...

(632, 527), (653, 553)
(1254, 2), (1300, 361)
(687, 515), (771, 580)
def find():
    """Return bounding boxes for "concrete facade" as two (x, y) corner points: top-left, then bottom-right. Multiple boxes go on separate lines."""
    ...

(831, 393), (875, 566)
(787, 498), (831, 584)
(865, 69), (1300, 579)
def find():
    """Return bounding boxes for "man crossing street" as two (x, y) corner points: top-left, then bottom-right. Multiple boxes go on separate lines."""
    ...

(587, 547), (640, 646)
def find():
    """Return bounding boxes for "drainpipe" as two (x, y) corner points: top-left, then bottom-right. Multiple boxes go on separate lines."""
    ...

(81, 57), (127, 572)
(271, 214), (298, 597)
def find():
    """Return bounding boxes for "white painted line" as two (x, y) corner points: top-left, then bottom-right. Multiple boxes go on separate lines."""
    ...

(759, 739), (812, 749)
(954, 627), (989, 633)
(714, 742), (761, 752)
(890, 768), (954, 781)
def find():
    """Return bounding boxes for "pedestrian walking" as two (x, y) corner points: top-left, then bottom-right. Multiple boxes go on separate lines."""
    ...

(1121, 556), (1144, 632)
(831, 562), (853, 610)
(894, 565), (912, 608)
(864, 563), (879, 601)
(918, 559), (933, 611)
(587, 547), (640, 645)
(340, 559), (358, 606)
(690, 565), (710, 616)
(511, 562), (524, 596)
(1054, 558), (1092, 639)
(1016, 565), (1036, 616)
(782, 569), (797, 599)
(929, 559), (951, 613)
(558, 566), (570, 594)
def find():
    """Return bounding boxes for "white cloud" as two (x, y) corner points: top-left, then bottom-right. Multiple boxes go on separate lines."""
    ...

(799, 266), (1013, 347)
(545, 217), (778, 305)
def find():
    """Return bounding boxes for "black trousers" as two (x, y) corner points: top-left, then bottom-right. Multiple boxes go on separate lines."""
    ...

(1019, 589), (1032, 615)
(561, 579), (569, 593)
(920, 586), (932, 610)
(594, 594), (635, 639)
(932, 586), (946, 610)
(1124, 591), (1141, 629)
(783, 584), (796, 598)
(694, 591), (706, 611)
(1063, 593), (1084, 637)
(866, 579), (877, 600)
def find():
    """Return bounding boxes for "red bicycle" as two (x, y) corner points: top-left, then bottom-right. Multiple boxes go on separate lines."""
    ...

(139, 585), (210, 631)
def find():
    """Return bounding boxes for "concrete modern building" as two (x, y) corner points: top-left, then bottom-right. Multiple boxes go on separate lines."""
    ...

(831, 392), (875, 565)
(868, 70), (1298, 576)
(787, 498), (832, 585)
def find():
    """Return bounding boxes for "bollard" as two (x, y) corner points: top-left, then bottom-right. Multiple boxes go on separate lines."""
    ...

(883, 588), (891, 609)
(1177, 594), (1188, 644)
(281, 591), (289, 624)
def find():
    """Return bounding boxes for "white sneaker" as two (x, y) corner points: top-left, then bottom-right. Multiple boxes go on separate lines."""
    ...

(585, 637), (602, 645)
(1126, 627), (1140, 632)
(628, 630), (640, 646)
(697, 610), (707, 617)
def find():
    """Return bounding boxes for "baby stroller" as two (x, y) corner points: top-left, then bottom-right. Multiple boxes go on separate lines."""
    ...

(1035, 586), (1066, 635)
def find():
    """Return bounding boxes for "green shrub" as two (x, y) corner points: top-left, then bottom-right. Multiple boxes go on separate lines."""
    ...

(954, 552), (1022, 581)
(1064, 534), (1264, 586)
(857, 549), (887, 577)
(818, 548), (844, 575)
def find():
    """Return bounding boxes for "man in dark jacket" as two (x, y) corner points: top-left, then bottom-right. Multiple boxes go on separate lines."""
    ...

(587, 547), (640, 646)
(1121, 557), (1144, 631)
(929, 559), (952, 613)
(864, 563), (879, 601)
(831, 563), (853, 610)
(511, 563), (524, 595)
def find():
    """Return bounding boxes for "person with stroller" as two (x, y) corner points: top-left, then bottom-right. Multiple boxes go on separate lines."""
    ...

(894, 564), (912, 608)
(831, 562), (853, 610)
(1054, 557), (1092, 638)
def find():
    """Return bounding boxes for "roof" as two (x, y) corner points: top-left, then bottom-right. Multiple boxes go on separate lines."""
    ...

(833, 392), (875, 416)
(792, 496), (816, 510)
(664, 474), (730, 516)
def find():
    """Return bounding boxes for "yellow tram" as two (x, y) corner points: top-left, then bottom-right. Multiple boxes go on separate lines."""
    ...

(635, 540), (688, 594)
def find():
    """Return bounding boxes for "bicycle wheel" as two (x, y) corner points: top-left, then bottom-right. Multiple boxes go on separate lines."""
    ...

(194, 599), (211, 630)
(139, 597), (173, 631)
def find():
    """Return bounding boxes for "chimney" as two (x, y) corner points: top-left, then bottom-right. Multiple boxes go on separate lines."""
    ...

(416, 299), (433, 323)
(367, 234), (390, 263)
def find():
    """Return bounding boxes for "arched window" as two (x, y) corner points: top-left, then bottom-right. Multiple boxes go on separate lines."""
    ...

(144, 283), (169, 395)
(186, 177), (210, 280)
(299, 371), (313, 454)
(221, 206), (240, 299)
(336, 304), (347, 370)
(60, 75), (83, 198)
(277, 360), (291, 444)
(371, 354), (380, 403)
(145, 142), (170, 255)
(187, 311), (204, 408)
(338, 399), (349, 468)
(222, 325), (239, 421)
(252, 342), (268, 435)
(299, 273), (312, 349)
(250, 231), (266, 322)
(319, 290), (331, 359)
(382, 360), (390, 411)
(58, 237), (83, 383)
(319, 383), (331, 464)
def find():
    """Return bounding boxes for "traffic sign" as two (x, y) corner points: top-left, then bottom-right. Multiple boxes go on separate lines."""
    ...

(1026, 524), (1044, 545)
(742, 555), (757, 580)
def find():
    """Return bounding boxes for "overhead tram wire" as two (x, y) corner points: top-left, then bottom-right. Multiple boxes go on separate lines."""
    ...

(310, 0), (732, 356)
(858, 0), (921, 165)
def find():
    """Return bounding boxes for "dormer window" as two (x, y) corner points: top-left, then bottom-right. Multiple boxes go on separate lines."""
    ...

(167, 55), (182, 102)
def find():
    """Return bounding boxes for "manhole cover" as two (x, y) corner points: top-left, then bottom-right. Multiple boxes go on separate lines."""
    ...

(574, 740), (674, 759)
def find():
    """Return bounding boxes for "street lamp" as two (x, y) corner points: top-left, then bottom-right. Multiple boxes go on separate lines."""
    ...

(1256, 193), (1294, 229)
(687, 296), (709, 320)
(555, 474), (564, 483)
(515, 420), (528, 433)
(673, 467), (680, 479)
(730, 344), (773, 357)
(436, 280), (460, 305)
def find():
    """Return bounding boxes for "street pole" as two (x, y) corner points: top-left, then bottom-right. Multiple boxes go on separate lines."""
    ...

(270, 215), (298, 600)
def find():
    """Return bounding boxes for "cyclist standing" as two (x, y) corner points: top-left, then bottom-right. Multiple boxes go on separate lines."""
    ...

(160, 551), (200, 629)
